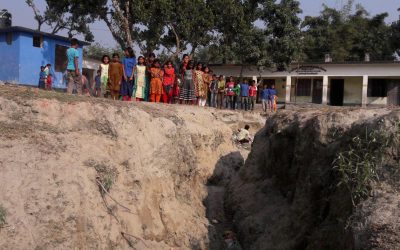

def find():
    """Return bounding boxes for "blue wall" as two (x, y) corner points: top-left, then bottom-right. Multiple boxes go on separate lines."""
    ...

(0, 32), (20, 82)
(0, 30), (84, 88)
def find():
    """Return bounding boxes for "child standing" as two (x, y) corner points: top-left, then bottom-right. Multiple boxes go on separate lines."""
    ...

(66, 38), (82, 95)
(209, 74), (218, 108)
(120, 47), (136, 101)
(38, 66), (46, 89)
(240, 80), (249, 111)
(179, 54), (190, 104)
(249, 80), (258, 111)
(163, 60), (175, 104)
(179, 60), (196, 104)
(94, 70), (101, 97)
(233, 81), (241, 110)
(217, 75), (226, 109)
(108, 53), (124, 100)
(225, 76), (235, 110)
(44, 64), (51, 77)
(202, 66), (212, 107)
(194, 63), (205, 106)
(134, 56), (148, 101)
(46, 73), (53, 90)
(261, 85), (270, 113)
(150, 59), (164, 103)
(269, 84), (278, 112)
(99, 55), (110, 98)
(145, 53), (156, 102)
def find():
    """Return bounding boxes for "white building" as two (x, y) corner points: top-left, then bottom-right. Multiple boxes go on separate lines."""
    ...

(211, 62), (400, 106)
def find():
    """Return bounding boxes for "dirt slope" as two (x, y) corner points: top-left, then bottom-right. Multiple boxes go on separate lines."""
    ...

(223, 108), (400, 250)
(0, 85), (264, 250)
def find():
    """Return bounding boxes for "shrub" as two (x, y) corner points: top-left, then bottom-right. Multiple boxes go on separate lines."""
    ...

(333, 127), (390, 206)
(0, 205), (6, 227)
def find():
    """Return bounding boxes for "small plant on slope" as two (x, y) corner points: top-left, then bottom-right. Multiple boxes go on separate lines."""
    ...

(0, 205), (6, 227)
(333, 127), (390, 206)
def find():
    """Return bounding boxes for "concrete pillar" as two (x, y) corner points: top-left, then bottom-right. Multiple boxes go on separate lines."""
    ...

(322, 75), (329, 105)
(362, 75), (368, 107)
(285, 76), (292, 103)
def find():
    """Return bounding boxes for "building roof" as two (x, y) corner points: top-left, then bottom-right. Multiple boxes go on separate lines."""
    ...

(0, 26), (90, 46)
(209, 60), (400, 68)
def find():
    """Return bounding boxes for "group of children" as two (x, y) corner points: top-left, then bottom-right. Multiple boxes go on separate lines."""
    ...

(92, 52), (278, 112)
(38, 64), (53, 90)
(260, 85), (278, 112)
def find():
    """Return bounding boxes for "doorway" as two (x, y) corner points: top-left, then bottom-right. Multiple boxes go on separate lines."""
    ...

(387, 81), (400, 106)
(312, 79), (323, 104)
(330, 79), (344, 106)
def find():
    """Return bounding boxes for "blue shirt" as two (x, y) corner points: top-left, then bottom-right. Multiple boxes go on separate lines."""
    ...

(123, 57), (136, 77)
(269, 89), (277, 100)
(240, 83), (249, 97)
(67, 48), (79, 70)
(261, 89), (270, 100)
(95, 75), (101, 88)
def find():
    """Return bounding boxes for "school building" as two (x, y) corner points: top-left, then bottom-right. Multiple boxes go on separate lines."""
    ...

(0, 26), (89, 88)
(211, 62), (400, 106)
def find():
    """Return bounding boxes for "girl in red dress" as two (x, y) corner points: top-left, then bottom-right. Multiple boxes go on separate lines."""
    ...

(163, 60), (175, 104)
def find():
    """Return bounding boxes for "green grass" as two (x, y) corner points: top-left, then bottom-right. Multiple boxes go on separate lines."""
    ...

(333, 127), (391, 206)
(0, 205), (6, 227)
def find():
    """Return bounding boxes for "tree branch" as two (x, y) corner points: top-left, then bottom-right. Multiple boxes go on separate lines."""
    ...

(25, 0), (46, 31)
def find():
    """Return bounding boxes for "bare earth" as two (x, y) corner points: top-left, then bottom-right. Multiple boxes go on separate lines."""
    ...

(0, 85), (264, 250)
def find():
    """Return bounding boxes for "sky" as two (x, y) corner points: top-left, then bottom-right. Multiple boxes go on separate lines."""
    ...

(1, 0), (399, 48)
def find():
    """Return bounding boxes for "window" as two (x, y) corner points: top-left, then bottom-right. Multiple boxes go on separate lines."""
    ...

(33, 35), (43, 48)
(55, 44), (68, 72)
(6, 32), (12, 45)
(296, 79), (312, 96)
(368, 79), (387, 97)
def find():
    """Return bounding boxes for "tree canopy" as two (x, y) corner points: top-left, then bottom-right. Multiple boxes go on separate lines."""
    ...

(302, 2), (396, 62)
(25, 0), (400, 70)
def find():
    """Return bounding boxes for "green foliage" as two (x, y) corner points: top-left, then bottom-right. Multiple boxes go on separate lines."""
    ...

(83, 43), (124, 61)
(0, 205), (6, 227)
(302, 1), (395, 62)
(26, 0), (106, 41)
(261, 0), (303, 70)
(333, 128), (390, 206)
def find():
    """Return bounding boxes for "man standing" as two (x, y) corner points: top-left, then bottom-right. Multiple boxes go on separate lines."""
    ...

(66, 38), (82, 95)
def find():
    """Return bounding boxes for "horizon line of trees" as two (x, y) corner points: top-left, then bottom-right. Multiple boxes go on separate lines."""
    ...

(25, 0), (400, 70)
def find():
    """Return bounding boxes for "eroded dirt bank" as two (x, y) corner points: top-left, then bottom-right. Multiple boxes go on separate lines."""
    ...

(222, 109), (400, 250)
(0, 86), (263, 249)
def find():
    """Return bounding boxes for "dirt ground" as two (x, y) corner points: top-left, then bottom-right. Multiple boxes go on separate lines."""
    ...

(1, 84), (399, 250)
(0, 85), (264, 250)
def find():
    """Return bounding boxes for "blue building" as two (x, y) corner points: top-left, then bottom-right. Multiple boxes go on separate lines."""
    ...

(0, 26), (89, 88)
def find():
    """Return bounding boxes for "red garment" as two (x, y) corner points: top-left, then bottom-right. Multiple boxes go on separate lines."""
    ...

(226, 81), (235, 96)
(46, 75), (53, 89)
(249, 86), (258, 97)
(163, 67), (175, 86)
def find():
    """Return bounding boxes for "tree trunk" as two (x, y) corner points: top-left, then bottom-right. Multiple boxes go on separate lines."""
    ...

(110, 0), (133, 48)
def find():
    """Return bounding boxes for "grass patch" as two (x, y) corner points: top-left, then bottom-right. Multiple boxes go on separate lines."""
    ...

(84, 159), (118, 194)
(0, 205), (7, 227)
(333, 127), (392, 206)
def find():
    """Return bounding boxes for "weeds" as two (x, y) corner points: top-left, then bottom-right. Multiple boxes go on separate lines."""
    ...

(84, 159), (118, 194)
(333, 127), (391, 206)
(0, 205), (7, 227)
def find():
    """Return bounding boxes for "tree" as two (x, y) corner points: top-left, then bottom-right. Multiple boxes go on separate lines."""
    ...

(83, 42), (123, 60)
(390, 8), (400, 58)
(25, 0), (103, 41)
(207, 0), (259, 64)
(260, 0), (303, 70)
(302, 1), (394, 62)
